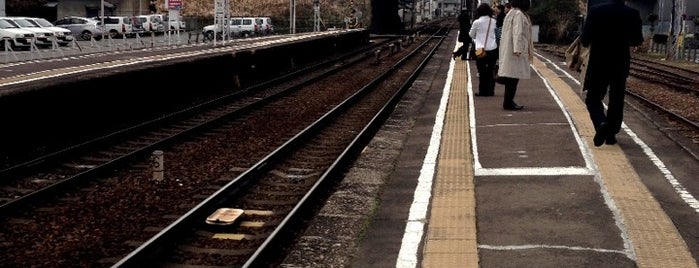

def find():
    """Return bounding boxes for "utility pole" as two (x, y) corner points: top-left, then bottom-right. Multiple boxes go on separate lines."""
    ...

(0, 0), (5, 16)
(429, 0), (433, 20)
(313, 0), (320, 32)
(290, 0), (296, 34)
(101, 0), (105, 34)
(665, 0), (680, 60)
(214, 0), (230, 43)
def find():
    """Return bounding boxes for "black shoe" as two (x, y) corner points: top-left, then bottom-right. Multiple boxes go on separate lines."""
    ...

(503, 104), (523, 110)
(593, 123), (608, 147)
(475, 92), (494, 96)
(605, 135), (617, 145)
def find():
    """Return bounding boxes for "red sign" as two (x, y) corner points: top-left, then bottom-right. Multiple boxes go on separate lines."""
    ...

(168, 0), (183, 10)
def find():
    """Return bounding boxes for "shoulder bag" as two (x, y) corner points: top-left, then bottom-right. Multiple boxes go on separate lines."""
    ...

(475, 18), (492, 59)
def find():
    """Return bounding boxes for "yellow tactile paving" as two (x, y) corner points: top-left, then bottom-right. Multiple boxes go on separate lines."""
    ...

(422, 58), (479, 268)
(422, 54), (696, 268)
(534, 57), (697, 268)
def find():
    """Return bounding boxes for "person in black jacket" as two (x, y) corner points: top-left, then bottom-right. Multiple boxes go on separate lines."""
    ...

(453, 10), (472, 60)
(580, 0), (643, 146)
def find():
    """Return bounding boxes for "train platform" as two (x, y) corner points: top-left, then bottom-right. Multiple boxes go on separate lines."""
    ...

(0, 25), (696, 266)
(282, 31), (699, 267)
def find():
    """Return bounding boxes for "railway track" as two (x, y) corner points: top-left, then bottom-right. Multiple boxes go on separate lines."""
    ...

(0, 32), (320, 170)
(625, 59), (699, 138)
(629, 58), (699, 95)
(116, 27), (446, 268)
(0, 35), (400, 209)
(0, 24), (449, 267)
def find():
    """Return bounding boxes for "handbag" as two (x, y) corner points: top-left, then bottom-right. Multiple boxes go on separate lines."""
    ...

(475, 18), (492, 59)
(475, 48), (486, 58)
(565, 36), (590, 72)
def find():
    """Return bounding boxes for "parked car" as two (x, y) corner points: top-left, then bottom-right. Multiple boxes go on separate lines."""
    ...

(93, 16), (143, 38)
(147, 14), (185, 32)
(53, 16), (104, 41)
(2, 17), (55, 48)
(163, 14), (186, 31)
(130, 16), (146, 36)
(137, 14), (164, 35)
(24, 17), (74, 46)
(0, 17), (34, 50)
(202, 17), (259, 40)
(255, 17), (274, 35)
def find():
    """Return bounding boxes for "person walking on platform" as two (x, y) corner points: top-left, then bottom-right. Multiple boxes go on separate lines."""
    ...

(496, 0), (533, 110)
(580, 0), (643, 146)
(453, 10), (472, 60)
(469, 3), (498, 96)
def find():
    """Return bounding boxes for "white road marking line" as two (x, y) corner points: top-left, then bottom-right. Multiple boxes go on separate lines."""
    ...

(537, 53), (699, 213)
(469, 57), (595, 176)
(478, 244), (630, 257)
(395, 39), (455, 268)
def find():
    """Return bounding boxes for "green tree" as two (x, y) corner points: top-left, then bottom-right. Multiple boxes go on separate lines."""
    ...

(530, 0), (581, 44)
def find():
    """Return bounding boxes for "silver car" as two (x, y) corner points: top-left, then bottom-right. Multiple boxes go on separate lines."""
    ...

(25, 17), (75, 46)
(53, 16), (104, 41)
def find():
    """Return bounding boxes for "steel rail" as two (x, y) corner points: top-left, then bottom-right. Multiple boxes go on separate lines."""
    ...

(626, 90), (699, 131)
(0, 38), (398, 216)
(111, 26), (449, 268)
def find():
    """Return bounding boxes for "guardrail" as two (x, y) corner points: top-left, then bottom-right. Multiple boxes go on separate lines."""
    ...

(0, 30), (202, 64)
(0, 30), (284, 64)
(649, 41), (699, 63)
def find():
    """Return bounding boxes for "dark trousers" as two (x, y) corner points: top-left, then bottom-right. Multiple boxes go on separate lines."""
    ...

(475, 48), (498, 95)
(584, 74), (626, 134)
(501, 77), (519, 107)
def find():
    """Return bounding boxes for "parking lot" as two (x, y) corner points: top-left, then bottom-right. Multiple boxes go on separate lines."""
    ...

(0, 30), (208, 63)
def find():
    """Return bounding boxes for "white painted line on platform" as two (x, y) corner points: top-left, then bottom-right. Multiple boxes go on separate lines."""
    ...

(395, 40), (456, 268)
(467, 60), (595, 176)
(537, 53), (699, 214)
(471, 53), (635, 259)
(479, 243), (630, 257)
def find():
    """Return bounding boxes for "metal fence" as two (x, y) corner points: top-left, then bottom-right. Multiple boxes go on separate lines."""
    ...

(648, 41), (699, 63)
(1, 30), (206, 64)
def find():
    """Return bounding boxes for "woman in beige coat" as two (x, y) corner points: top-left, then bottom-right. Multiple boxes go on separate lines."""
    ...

(497, 0), (533, 110)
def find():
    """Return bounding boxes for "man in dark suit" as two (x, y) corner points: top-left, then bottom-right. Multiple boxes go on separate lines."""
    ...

(580, 0), (643, 147)
(453, 10), (472, 60)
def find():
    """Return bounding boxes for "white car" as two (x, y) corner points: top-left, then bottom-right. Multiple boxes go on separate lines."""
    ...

(255, 17), (274, 35)
(203, 17), (258, 40)
(2, 17), (55, 48)
(137, 15), (164, 35)
(93, 16), (141, 38)
(25, 17), (74, 46)
(0, 18), (35, 50)
(149, 14), (185, 32)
